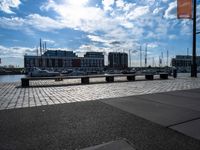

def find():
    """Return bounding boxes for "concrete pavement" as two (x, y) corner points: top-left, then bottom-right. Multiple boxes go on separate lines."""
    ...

(101, 88), (200, 140)
(1, 75), (200, 149)
(0, 89), (200, 150)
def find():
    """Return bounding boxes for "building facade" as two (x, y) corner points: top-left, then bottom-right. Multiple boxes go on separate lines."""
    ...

(80, 52), (104, 72)
(24, 50), (104, 73)
(171, 55), (200, 72)
(108, 52), (128, 69)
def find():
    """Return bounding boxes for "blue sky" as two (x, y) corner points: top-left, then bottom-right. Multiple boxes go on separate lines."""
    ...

(0, 0), (199, 67)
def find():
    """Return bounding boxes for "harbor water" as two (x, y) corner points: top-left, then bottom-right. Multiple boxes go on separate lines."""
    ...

(0, 75), (26, 83)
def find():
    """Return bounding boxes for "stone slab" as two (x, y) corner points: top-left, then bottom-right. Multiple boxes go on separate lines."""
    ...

(170, 119), (200, 140)
(137, 93), (200, 111)
(81, 140), (135, 150)
(101, 96), (200, 127)
(165, 90), (200, 99)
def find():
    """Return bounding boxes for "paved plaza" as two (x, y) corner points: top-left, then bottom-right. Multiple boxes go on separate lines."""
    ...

(1, 74), (200, 150)
(0, 75), (200, 110)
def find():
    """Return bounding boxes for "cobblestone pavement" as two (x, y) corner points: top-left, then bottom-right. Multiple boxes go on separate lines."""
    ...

(0, 75), (200, 110)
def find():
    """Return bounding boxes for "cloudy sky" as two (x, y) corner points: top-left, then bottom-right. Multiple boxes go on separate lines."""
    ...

(0, 0), (199, 67)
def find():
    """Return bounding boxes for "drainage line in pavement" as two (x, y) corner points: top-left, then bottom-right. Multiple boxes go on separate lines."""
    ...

(167, 117), (200, 128)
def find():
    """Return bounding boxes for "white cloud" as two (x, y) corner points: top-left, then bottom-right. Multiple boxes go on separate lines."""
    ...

(42, 39), (55, 44)
(147, 42), (159, 48)
(0, 0), (191, 54)
(153, 7), (163, 14)
(127, 6), (150, 20)
(0, 44), (36, 67)
(164, 1), (177, 19)
(87, 35), (109, 43)
(168, 34), (177, 40)
(0, 14), (65, 32)
(180, 20), (192, 36)
(102, 0), (115, 11)
(0, 16), (24, 29)
(162, 0), (169, 3)
(0, 45), (35, 58)
(116, 0), (125, 8)
(41, 0), (110, 33)
(0, 0), (21, 14)
(26, 14), (65, 31)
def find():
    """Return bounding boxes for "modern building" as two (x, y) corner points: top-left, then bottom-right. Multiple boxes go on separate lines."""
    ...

(108, 52), (128, 69)
(24, 50), (77, 72)
(80, 52), (104, 72)
(171, 55), (200, 72)
(24, 50), (104, 73)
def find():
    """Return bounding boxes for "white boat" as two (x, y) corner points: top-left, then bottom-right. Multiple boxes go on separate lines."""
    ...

(67, 70), (86, 76)
(28, 68), (60, 77)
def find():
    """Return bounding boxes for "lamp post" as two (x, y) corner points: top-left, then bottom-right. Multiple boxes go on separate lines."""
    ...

(191, 0), (197, 77)
(177, 0), (198, 77)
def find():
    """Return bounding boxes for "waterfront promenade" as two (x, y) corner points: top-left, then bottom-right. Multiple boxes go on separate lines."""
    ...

(0, 74), (200, 149)
(1, 75), (200, 110)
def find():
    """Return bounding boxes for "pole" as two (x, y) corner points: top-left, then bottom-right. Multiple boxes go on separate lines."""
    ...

(40, 38), (42, 56)
(145, 44), (147, 67)
(140, 45), (142, 67)
(191, 0), (197, 77)
(44, 42), (47, 52)
(36, 47), (38, 56)
(167, 50), (169, 67)
(129, 49), (131, 68)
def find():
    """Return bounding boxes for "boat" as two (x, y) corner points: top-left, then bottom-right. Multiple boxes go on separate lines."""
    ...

(28, 68), (60, 77)
(67, 70), (86, 76)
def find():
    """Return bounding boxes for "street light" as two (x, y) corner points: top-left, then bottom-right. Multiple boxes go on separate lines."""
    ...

(177, 0), (198, 77)
(191, 0), (197, 77)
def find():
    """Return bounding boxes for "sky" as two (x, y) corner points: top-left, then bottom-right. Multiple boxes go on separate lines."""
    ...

(0, 0), (199, 67)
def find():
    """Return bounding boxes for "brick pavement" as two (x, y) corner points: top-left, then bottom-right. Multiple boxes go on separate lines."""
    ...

(0, 76), (200, 110)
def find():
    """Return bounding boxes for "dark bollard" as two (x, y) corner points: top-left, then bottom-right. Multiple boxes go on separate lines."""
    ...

(21, 78), (29, 87)
(160, 73), (168, 79)
(106, 76), (114, 82)
(173, 69), (177, 78)
(55, 77), (63, 81)
(127, 75), (135, 81)
(145, 74), (154, 80)
(81, 77), (90, 84)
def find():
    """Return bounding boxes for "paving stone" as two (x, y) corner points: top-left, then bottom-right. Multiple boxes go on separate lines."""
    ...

(0, 76), (200, 110)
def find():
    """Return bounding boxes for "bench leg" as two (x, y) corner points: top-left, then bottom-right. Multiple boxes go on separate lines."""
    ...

(127, 76), (135, 81)
(106, 76), (114, 82)
(145, 75), (154, 80)
(160, 74), (168, 79)
(81, 77), (90, 84)
(55, 78), (63, 81)
(21, 79), (29, 87)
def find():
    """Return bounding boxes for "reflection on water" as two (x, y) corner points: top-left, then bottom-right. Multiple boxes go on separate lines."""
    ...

(0, 75), (26, 83)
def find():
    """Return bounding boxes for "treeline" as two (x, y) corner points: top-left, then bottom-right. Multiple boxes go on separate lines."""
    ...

(0, 67), (25, 75)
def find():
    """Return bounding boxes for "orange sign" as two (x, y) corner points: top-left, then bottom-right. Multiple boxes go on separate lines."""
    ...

(177, 0), (192, 19)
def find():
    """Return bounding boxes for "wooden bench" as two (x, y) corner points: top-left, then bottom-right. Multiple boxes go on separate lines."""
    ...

(21, 74), (136, 87)
(21, 73), (168, 87)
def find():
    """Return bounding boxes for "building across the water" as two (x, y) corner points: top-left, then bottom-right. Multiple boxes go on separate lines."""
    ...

(24, 50), (104, 73)
(108, 52), (128, 69)
(171, 55), (200, 72)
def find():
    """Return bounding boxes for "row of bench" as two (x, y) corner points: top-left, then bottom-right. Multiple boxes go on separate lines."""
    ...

(21, 73), (169, 87)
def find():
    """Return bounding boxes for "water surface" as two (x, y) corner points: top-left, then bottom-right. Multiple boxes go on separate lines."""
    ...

(0, 75), (26, 83)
